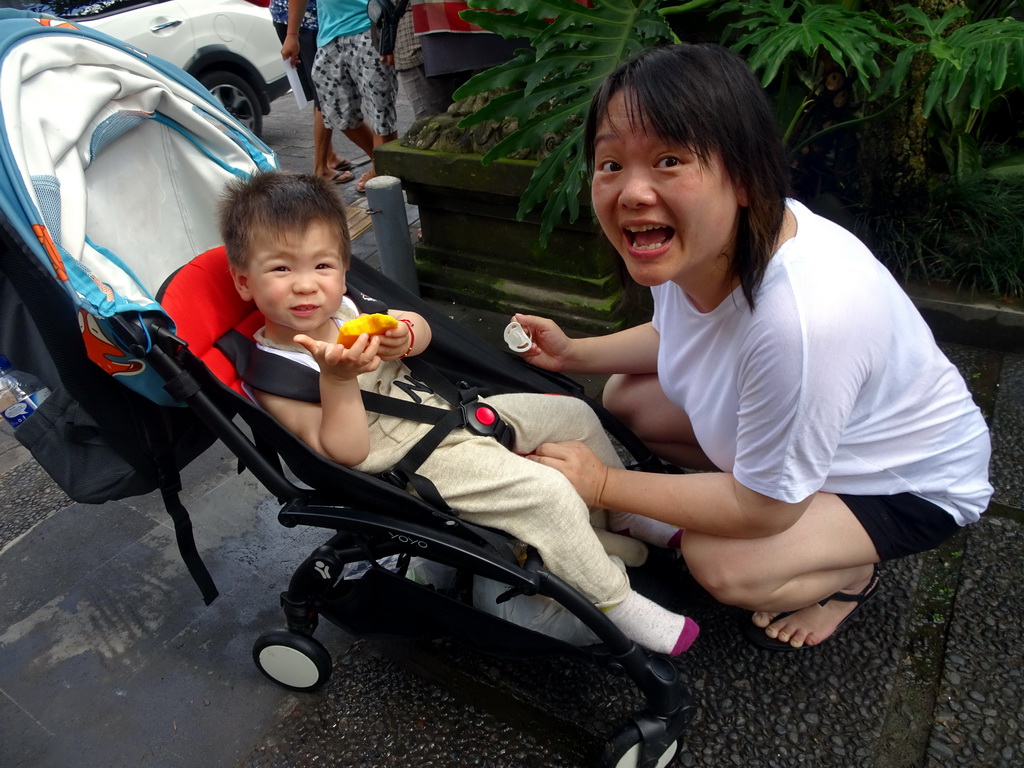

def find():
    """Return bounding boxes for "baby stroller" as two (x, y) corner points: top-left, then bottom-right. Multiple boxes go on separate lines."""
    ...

(0, 9), (695, 768)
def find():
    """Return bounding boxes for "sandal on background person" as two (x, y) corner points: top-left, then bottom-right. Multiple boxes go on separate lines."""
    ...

(327, 168), (354, 184)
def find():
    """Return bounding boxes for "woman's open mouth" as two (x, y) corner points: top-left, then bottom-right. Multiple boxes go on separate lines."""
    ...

(625, 224), (674, 252)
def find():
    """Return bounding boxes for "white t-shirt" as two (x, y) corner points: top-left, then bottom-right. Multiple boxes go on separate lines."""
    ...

(652, 200), (992, 525)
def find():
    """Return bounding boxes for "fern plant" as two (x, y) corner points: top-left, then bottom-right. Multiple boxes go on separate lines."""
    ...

(455, 0), (677, 243)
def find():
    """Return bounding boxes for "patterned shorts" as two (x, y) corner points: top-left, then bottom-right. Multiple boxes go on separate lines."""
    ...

(312, 30), (398, 136)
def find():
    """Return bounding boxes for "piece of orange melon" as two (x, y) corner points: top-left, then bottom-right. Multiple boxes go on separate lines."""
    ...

(336, 313), (398, 347)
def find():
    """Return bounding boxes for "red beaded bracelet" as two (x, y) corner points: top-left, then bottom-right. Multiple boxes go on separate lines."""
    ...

(399, 318), (415, 358)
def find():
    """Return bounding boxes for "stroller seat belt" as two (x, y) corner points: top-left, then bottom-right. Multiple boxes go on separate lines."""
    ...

(214, 329), (516, 513)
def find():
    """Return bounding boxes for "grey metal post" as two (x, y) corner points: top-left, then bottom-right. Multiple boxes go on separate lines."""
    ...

(364, 175), (419, 296)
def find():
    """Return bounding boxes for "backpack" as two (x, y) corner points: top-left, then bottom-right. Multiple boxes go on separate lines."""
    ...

(368, 0), (411, 56)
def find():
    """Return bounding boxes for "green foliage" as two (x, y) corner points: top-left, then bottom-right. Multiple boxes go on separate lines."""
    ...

(455, 0), (674, 242)
(929, 175), (1024, 297)
(451, 0), (1024, 295)
(717, 0), (1024, 296)
(878, 6), (1024, 180)
(720, 0), (895, 88)
(868, 168), (1024, 297)
(719, 1), (1024, 179)
(715, 0), (902, 149)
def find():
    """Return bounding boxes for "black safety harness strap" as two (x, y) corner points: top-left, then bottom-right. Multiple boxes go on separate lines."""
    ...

(214, 310), (516, 514)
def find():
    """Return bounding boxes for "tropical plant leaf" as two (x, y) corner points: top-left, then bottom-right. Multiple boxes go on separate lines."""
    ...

(716, 0), (899, 88)
(880, 7), (1024, 121)
(937, 17), (1024, 111)
(458, 10), (547, 41)
(455, 0), (673, 244)
(986, 150), (1024, 178)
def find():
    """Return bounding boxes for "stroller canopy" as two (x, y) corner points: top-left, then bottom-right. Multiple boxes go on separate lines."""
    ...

(0, 8), (276, 403)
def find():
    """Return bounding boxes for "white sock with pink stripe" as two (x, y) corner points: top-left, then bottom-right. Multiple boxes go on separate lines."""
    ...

(604, 589), (699, 656)
(608, 510), (684, 549)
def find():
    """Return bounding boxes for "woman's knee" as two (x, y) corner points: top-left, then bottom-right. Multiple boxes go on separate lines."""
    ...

(602, 373), (651, 429)
(603, 373), (696, 448)
(683, 542), (772, 609)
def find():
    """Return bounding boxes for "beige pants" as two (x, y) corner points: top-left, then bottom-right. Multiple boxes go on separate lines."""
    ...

(407, 393), (631, 606)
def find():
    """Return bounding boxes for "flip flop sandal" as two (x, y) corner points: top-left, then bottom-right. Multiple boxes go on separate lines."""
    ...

(328, 169), (354, 184)
(333, 159), (352, 172)
(743, 564), (881, 651)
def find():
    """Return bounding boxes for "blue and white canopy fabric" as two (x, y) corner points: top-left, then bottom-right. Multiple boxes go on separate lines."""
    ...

(0, 8), (277, 404)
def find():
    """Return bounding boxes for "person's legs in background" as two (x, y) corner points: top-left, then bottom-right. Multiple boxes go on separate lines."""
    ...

(274, 21), (351, 182)
(313, 32), (398, 192)
(394, 11), (451, 121)
(397, 65), (451, 120)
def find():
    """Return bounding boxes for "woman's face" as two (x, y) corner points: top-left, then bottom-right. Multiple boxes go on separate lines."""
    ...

(590, 91), (747, 311)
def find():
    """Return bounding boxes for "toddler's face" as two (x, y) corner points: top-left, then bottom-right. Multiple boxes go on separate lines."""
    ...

(231, 221), (348, 347)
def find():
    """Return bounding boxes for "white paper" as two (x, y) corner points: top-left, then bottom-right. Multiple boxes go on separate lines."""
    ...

(285, 61), (311, 111)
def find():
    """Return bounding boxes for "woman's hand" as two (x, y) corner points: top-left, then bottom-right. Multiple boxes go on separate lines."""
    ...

(529, 441), (609, 508)
(294, 333), (382, 382)
(512, 313), (575, 372)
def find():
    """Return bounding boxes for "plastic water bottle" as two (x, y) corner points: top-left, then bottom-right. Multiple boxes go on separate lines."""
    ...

(0, 354), (51, 428)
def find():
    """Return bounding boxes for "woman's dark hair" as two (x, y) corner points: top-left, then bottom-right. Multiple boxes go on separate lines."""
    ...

(584, 43), (790, 310)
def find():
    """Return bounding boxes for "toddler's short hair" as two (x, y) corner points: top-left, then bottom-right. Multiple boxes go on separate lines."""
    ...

(218, 171), (351, 270)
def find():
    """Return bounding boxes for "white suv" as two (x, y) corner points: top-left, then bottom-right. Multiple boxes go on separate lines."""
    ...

(7, 0), (287, 136)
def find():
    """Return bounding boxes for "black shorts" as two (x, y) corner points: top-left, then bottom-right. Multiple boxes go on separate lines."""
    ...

(274, 22), (320, 107)
(839, 492), (963, 561)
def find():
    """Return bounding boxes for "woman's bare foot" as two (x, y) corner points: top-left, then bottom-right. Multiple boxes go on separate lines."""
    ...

(750, 565), (880, 649)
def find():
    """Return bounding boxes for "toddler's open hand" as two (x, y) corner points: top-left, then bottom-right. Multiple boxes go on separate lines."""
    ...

(294, 333), (382, 382)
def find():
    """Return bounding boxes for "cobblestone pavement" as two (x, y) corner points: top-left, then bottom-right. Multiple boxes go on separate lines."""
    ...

(1, 89), (1022, 768)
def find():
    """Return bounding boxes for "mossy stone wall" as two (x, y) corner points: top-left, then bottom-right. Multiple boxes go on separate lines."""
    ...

(374, 143), (637, 333)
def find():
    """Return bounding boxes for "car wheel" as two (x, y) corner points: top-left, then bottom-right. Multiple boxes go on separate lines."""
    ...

(198, 70), (262, 137)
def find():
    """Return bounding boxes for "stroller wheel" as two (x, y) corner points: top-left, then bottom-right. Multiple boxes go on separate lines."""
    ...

(252, 630), (332, 692)
(598, 720), (679, 768)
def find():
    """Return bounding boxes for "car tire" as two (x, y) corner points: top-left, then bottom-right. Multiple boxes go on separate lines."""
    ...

(198, 70), (262, 137)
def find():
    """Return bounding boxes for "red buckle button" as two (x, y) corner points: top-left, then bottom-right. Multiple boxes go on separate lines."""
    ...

(475, 406), (496, 426)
